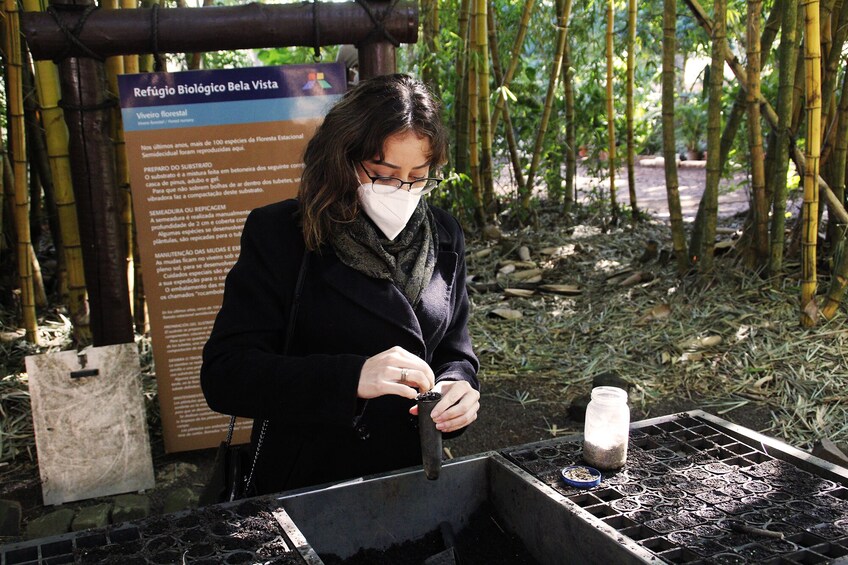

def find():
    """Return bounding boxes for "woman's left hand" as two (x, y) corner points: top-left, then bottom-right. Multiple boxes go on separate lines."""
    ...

(409, 380), (480, 433)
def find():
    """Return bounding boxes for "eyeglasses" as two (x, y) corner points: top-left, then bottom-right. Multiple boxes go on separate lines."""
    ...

(359, 162), (443, 195)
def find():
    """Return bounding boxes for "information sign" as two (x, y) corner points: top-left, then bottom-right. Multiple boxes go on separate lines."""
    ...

(118, 64), (345, 452)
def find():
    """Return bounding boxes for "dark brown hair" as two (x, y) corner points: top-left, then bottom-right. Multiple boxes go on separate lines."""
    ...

(299, 73), (448, 250)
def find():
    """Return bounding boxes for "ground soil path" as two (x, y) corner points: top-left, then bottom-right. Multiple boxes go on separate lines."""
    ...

(575, 158), (751, 220)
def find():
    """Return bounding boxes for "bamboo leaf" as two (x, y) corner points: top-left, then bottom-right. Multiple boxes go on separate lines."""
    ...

(489, 308), (523, 320)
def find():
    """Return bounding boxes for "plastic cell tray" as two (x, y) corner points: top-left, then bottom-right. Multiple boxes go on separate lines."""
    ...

(502, 411), (848, 564)
(0, 498), (321, 565)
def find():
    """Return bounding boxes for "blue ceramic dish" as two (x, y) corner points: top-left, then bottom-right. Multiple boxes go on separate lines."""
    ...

(560, 465), (602, 488)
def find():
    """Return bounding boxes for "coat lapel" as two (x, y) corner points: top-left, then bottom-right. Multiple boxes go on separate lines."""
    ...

(317, 250), (423, 342)
(316, 246), (458, 354)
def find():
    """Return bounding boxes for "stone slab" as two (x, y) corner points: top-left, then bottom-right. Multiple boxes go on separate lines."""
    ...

(112, 494), (151, 523)
(0, 499), (22, 537)
(26, 508), (74, 539)
(71, 503), (112, 531)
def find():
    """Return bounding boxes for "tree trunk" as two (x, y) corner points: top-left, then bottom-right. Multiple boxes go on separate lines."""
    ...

(747, 0), (769, 268)
(768, 0), (800, 276)
(521, 0), (571, 209)
(625, 0), (638, 221)
(800, 0), (822, 327)
(491, 0), (536, 133)
(4, 0), (39, 343)
(663, 0), (688, 274)
(695, 0), (725, 272)
(605, 0), (618, 222)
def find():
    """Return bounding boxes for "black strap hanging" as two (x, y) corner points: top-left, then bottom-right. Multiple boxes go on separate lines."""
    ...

(149, 4), (166, 72)
(312, 0), (322, 61)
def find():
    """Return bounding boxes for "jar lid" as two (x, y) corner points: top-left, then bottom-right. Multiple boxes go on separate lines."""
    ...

(590, 386), (628, 402)
(560, 465), (602, 488)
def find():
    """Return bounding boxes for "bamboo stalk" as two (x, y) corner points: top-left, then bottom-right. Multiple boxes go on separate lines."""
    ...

(5, 0), (39, 343)
(454, 0), (471, 173)
(625, 0), (638, 221)
(421, 0), (440, 99)
(605, 0), (618, 222)
(490, 0), (536, 132)
(821, 69), (848, 318)
(800, 0), (822, 327)
(23, 69), (49, 310)
(563, 41), (576, 215)
(820, 0), (848, 162)
(468, 11), (484, 226)
(662, 0), (688, 274)
(476, 0), (494, 218)
(521, 0), (572, 209)
(722, 0), (783, 174)
(768, 0), (800, 276)
(488, 2), (524, 192)
(682, 0), (848, 228)
(697, 0), (725, 271)
(23, 0), (91, 343)
(747, 0), (769, 267)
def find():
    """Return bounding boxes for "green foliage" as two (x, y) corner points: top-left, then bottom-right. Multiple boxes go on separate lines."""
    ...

(203, 50), (253, 70)
(256, 45), (341, 67)
(676, 92), (708, 154)
(430, 171), (478, 228)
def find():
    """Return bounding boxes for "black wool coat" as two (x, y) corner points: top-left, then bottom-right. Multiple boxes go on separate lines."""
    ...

(201, 199), (479, 494)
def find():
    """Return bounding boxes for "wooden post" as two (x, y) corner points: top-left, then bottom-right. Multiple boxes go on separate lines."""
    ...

(53, 0), (134, 346)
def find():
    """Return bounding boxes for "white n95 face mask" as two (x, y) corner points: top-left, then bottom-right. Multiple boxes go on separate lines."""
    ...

(357, 183), (421, 241)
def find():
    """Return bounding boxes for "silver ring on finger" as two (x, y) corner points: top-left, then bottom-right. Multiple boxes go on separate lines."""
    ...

(400, 367), (409, 383)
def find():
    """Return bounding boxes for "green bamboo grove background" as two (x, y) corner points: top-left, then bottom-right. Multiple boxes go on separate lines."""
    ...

(1, 0), (847, 344)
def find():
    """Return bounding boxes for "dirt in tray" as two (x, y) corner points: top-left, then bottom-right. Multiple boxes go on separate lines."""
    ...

(319, 503), (538, 565)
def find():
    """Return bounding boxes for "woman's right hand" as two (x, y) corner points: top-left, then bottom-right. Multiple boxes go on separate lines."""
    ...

(357, 346), (435, 400)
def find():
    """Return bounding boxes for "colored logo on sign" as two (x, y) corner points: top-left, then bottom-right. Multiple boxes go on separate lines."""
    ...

(303, 72), (332, 91)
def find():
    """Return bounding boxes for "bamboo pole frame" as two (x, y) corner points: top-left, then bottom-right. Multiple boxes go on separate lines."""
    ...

(22, 2), (417, 60)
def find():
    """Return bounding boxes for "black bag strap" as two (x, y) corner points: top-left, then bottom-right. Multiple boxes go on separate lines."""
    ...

(225, 249), (311, 496)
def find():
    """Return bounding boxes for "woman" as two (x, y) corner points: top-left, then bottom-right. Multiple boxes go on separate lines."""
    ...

(201, 73), (480, 495)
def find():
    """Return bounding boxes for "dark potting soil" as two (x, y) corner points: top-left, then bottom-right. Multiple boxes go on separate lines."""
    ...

(72, 500), (305, 564)
(319, 504), (539, 565)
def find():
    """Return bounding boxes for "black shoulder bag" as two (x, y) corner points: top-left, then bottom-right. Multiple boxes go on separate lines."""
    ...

(200, 250), (310, 505)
